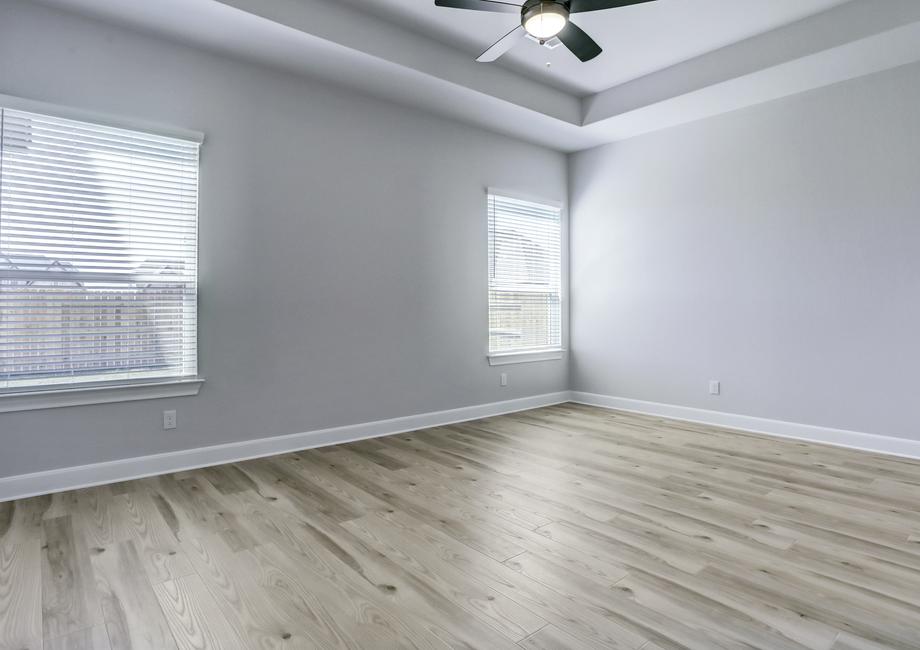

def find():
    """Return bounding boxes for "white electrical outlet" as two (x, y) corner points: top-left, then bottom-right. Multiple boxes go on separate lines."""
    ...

(500, 372), (508, 387)
(709, 380), (721, 396)
(163, 410), (177, 430)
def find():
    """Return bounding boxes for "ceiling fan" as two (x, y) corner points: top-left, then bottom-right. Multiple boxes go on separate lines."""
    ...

(434, 0), (657, 63)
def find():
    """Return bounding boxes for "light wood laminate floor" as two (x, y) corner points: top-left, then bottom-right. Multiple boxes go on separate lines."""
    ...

(3, 403), (920, 649)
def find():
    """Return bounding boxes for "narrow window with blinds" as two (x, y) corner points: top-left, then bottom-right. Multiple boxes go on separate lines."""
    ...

(488, 192), (562, 356)
(0, 107), (199, 392)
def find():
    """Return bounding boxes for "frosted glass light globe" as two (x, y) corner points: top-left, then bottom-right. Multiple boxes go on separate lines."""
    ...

(524, 9), (566, 39)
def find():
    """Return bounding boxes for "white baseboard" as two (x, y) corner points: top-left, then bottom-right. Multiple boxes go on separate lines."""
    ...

(0, 391), (570, 502)
(7, 389), (916, 501)
(570, 391), (920, 461)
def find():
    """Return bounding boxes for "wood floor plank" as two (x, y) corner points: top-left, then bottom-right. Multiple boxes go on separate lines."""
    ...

(700, 562), (920, 649)
(341, 439), (411, 471)
(319, 448), (529, 561)
(505, 551), (755, 650)
(831, 632), (897, 650)
(614, 571), (814, 650)
(366, 512), (646, 648)
(1, 496), (51, 548)
(257, 509), (519, 649)
(343, 512), (548, 641)
(45, 626), (112, 650)
(176, 532), (301, 648)
(281, 453), (392, 516)
(236, 492), (502, 648)
(517, 623), (601, 650)
(153, 574), (246, 650)
(113, 492), (195, 585)
(247, 457), (361, 523)
(4, 403), (920, 648)
(91, 538), (177, 650)
(249, 540), (452, 649)
(198, 466), (250, 496)
(0, 504), (13, 543)
(386, 459), (554, 530)
(41, 515), (103, 639)
(233, 487), (456, 648)
(0, 540), (42, 650)
(73, 487), (130, 551)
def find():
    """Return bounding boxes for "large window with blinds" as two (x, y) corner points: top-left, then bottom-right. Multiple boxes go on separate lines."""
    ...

(488, 192), (562, 356)
(0, 107), (199, 392)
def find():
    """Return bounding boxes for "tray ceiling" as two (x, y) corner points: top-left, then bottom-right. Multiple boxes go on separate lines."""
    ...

(22, 0), (920, 151)
(335, 0), (852, 95)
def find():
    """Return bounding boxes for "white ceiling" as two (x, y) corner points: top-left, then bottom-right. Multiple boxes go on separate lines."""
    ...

(334, 0), (853, 95)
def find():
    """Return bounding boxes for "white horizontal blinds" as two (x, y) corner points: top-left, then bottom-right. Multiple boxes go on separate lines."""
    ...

(488, 193), (562, 354)
(0, 107), (199, 389)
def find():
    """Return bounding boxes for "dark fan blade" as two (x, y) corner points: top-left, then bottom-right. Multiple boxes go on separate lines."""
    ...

(557, 21), (602, 62)
(569, 0), (656, 13)
(434, 0), (521, 13)
(477, 25), (526, 62)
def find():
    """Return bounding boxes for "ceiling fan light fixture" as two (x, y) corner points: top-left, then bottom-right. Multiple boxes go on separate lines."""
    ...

(522, 2), (568, 40)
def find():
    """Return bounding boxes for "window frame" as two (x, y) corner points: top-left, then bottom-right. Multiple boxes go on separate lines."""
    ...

(0, 94), (204, 411)
(485, 187), (567, 366)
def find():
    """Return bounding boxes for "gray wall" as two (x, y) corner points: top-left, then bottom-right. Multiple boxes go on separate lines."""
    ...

(0, 1), (568, 478)
(570, 61), (920, 440)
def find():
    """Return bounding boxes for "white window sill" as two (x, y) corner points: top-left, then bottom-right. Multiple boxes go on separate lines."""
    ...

(488, 350), (566, 366)
(0, 378), (204, 413)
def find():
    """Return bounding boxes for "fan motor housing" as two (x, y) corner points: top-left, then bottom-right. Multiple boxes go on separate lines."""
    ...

(521, 0), (570, 13)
